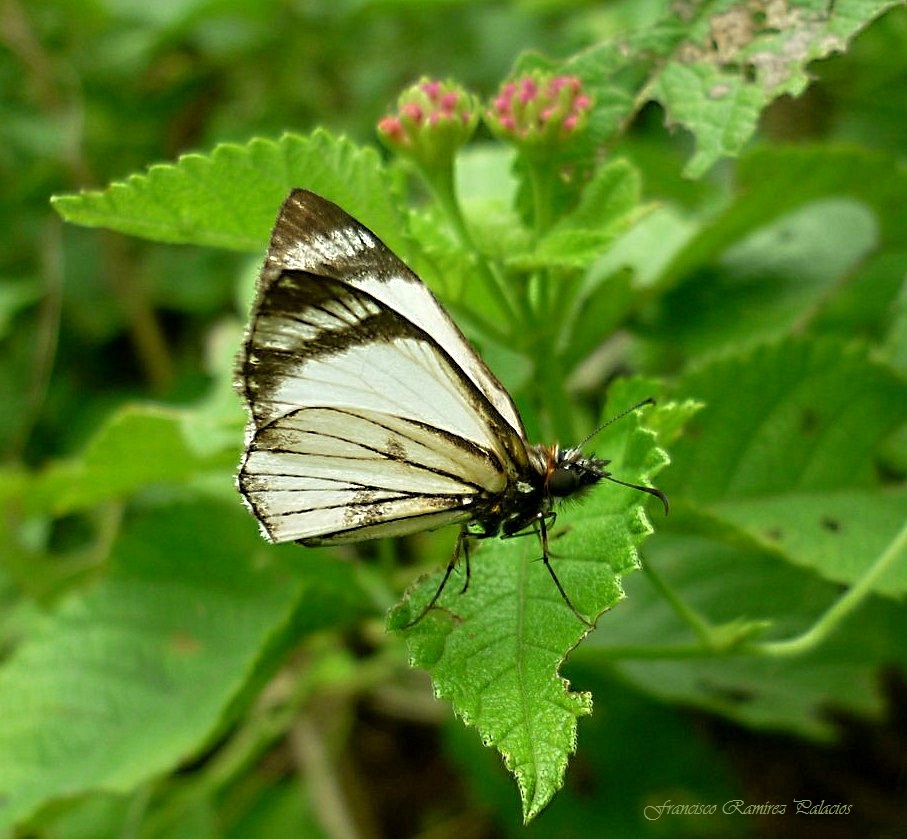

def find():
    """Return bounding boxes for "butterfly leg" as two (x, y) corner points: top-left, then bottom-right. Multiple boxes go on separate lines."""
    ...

(460, 535), (472, 594)
(537, 515), (593, 628)
(401, 526), (468, 629)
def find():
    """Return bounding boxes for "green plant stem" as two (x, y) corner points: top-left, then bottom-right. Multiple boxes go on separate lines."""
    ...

(642, 559), (715, 647)
(748, 519), (907, 658)
(595, 521), (907, 663)
(527, 157), (553, 237)
(525, 155), (554, 317)
(534, 333), (576, 443)
(511, 156), (563, 440)
(419, 161), (522, 329)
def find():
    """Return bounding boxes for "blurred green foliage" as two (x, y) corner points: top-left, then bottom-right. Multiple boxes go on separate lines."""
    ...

(2, 0), (906, 836)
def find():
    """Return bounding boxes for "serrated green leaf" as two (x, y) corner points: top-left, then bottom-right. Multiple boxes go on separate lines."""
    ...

(650, 0), (903, 177)
(51, 131), (406, 253)
(389, 397), (670, 822)
(665, 337), (907, 594)
(448, 665), (744, 837)
(546, 1), (899, 178)
(655, 61), (765, 179)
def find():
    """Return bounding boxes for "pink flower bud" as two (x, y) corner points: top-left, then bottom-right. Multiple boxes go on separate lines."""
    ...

(377, 77), (479, 170)
(421, 80), (441, 100)
(400, 102), (423, 123)
(485, 72), (593, 149)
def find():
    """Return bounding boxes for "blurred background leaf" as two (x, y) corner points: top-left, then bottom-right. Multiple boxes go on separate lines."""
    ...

(2, 0), (906, 835)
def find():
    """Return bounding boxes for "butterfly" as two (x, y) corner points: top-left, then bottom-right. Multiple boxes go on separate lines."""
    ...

(236, 189), (667, 627)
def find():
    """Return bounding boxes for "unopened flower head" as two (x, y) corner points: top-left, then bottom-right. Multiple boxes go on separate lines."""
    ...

(377, 78), (479, 169)
(486, 73), (593, 149)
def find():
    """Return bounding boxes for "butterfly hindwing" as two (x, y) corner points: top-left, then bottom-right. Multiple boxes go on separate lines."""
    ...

(240, 406), (502, 543)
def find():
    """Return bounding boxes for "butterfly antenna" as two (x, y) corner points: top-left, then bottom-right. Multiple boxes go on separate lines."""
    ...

(572, 397), (656, 451)
(574, 397), (669, 516)
(603, 474), (669, 516)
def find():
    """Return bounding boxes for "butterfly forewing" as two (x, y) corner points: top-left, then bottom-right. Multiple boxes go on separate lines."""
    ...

(254, 190), (527, 438)
(238, 190), (532, 545)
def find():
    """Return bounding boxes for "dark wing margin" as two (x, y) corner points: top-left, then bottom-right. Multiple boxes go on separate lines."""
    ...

(245, 189), (528, 438)
(236, 190), (535, 544)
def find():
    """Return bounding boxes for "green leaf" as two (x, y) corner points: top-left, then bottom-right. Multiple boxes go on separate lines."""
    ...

(388, 393), (670, 822)
(654, 61), (765, 179)
(642, 145), (907, 362)
(558, 268), (635, 375)
(584, 533), (907, 738)
(712, 487), (907, 595)
(650, 0), (903, 177)
(665, 337), (907, 593)
(0, 500), (362, 832)
(518, 159), (643, 271)
(659, 145), (907, 290)
(51, 131), (406, 253)
(555, 0), (902, 178)
(448, 668), (743, 836)
(815, 250), (907, 346)
(654, 196), (880, 358)
(586, 204), (701, 292)
(20, 404), (235, 518)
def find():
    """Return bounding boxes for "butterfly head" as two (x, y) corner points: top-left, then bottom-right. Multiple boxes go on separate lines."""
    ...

(547, 445), (608, 499)
(541, 441), (669, 514)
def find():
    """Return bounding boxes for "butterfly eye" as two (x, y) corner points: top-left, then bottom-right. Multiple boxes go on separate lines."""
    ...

(548, 466), (585, 497)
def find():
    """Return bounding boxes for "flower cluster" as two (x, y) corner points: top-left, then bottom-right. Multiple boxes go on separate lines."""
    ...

(376, 73), (594, 171)
(486, 73), (593, 148)
(377, 78), (479, 170)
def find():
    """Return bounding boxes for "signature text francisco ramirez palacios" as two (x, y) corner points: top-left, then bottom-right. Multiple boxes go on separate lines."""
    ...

(644, 799), (853, 820)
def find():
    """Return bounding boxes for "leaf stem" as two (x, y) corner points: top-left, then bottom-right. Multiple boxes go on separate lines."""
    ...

(747, 519), (907, 658)
(419, 161), (522, 329)
(642, 559), (715, 647)
(593, 521), (907, 663)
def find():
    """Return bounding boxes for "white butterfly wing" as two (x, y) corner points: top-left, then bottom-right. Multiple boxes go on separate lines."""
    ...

(241, 407), (503, 543)
(238, 191), (530, 544)
(260, 189), (527, 438)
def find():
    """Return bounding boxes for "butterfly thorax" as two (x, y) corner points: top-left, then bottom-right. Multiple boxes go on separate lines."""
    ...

(467, 443), (608, 540)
